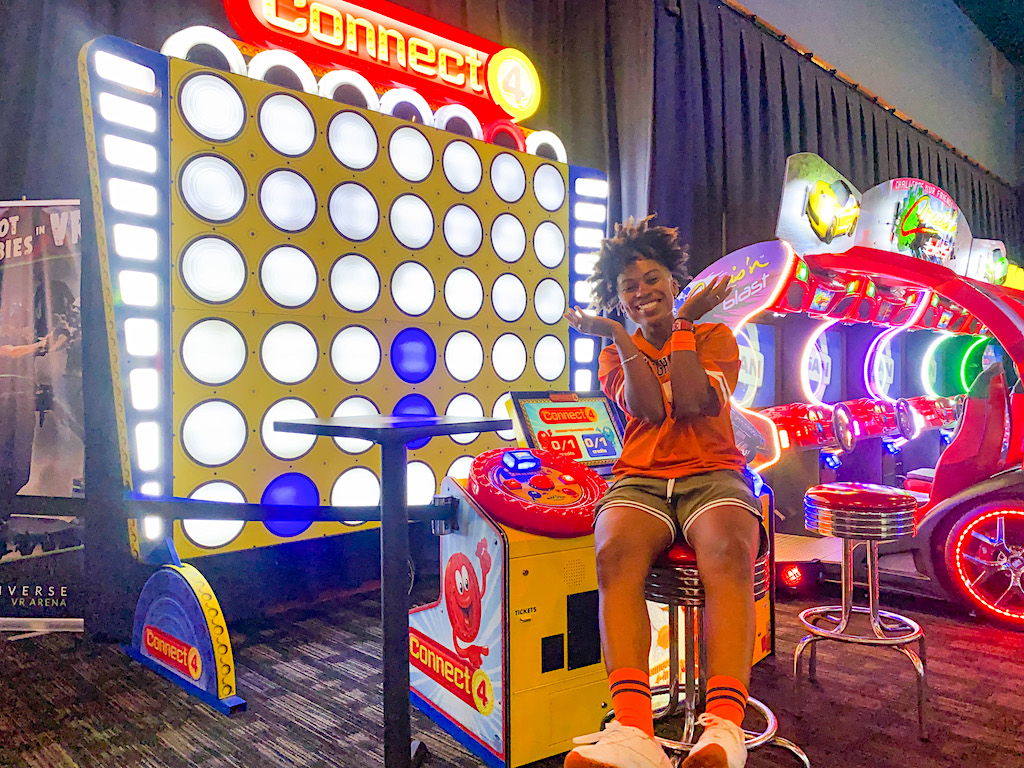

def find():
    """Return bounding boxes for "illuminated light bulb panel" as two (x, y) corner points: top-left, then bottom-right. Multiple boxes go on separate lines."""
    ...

(81, 37), (571, 558)
(568, 167), (608, 392)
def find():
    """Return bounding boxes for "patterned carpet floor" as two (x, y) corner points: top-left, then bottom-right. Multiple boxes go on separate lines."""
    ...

(2, 579), (1024, 768)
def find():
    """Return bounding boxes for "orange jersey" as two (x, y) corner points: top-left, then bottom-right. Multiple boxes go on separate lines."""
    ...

(598, 323), (745, 479)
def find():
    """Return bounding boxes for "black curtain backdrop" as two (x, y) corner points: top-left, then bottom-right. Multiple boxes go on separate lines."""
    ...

(650, 0), (1024, 274)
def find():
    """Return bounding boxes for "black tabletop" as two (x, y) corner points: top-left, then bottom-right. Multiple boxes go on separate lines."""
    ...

(274, 414), (513, 442)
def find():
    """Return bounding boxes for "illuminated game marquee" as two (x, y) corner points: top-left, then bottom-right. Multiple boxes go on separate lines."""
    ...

(79, 1), (609, 558)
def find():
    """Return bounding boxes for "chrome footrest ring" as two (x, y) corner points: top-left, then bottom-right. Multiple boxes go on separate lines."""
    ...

(798, 605), (922, 646)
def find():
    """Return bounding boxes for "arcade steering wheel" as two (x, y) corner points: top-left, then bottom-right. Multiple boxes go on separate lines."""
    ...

(467, 448), (607, 538)
(832, 403), (857, 453)
(894, 398), (917, 440)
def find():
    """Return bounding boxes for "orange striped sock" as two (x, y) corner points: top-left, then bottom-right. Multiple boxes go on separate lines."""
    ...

(609, 668), (654, 738)
(705, 675), (747, 727)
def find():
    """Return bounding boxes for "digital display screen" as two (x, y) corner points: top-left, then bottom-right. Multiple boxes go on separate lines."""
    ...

(809, 286), (834, 312)
(509, 392), (625, 469)
(735, 324), (776, 408)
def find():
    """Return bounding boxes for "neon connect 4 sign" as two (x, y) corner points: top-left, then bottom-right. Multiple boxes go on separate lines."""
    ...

(224, 0), (542, 121)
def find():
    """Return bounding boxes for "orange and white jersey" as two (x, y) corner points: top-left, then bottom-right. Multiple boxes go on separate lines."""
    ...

(598, 323), (745, 479)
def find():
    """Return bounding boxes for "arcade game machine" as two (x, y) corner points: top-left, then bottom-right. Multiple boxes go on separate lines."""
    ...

(78, 0), (607, 712)
(408, 391), (777, 768)
(677, 153), (1024, 622)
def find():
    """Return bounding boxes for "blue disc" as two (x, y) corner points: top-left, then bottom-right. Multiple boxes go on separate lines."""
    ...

(262, 473), (318, 537)
(391, 328), (436, 384)
(393, 393), (436, 450)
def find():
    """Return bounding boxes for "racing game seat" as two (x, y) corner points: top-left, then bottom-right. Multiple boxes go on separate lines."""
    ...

(916, 365), (1008, 517)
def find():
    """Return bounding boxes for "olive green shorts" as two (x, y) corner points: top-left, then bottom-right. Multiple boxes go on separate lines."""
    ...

(594, 469), (766, 551)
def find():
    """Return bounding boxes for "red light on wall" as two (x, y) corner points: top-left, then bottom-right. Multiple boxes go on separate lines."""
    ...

(780, 563), (804, 589)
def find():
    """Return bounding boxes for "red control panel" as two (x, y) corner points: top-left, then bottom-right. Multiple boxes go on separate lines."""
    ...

(467, 448), (608, 538)
(760, 402), (837, 450)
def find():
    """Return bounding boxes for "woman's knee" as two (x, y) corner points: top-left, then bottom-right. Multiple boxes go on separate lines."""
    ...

(696, 535), (757, 582)
(594, 530), (668, 586)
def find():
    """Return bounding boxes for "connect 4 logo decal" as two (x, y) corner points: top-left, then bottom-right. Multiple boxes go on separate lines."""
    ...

(409, 628), (494, 715)
(144, 625), (203, 681)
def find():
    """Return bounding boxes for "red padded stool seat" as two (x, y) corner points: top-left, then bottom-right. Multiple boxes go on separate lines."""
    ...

(795, 482), (927, 738)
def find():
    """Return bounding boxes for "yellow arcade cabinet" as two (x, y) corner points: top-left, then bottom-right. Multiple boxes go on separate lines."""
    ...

(409, 391), (775, 768)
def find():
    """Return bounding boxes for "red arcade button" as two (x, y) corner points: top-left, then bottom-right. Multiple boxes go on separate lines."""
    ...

(529, 474), (554, 490)
(503, 478), (521, 490)
(559, 474), (576, 485)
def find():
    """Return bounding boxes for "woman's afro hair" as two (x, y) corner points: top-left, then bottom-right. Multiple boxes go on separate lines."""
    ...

(587, 215), (690, 311)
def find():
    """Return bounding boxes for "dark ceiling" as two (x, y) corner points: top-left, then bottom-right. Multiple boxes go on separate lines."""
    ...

(954, 0), (1024, 66)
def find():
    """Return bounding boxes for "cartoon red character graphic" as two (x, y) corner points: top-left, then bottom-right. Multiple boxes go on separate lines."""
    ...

(444, 539), (492, 668)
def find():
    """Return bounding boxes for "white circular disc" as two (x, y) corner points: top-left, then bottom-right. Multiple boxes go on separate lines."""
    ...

(180, 155), (245, 222)
(492, 393), (515, 440)
(260, 323), (318, 384)
(534, 278), (566, 324)
(534, 221), (566, 268)
(331, 326), (381, 383)
(331, 467), (381, 507)
(391, 262), (435, 316)
(189, 481), (246, 503)
(261, 398), (317, 460)
(444, 332), (483, 382)
(442, 141), (482, 193)
(182, 400), (247, 466)
(389, 195), (434, 249)
(332, 396), (380, 453)
(261, 246), (317, 307)
(491, 214), (527, 263)
(259, 94), (315, 156)
(389, 126), (433, 182)
(443, 205), (482, 256)
(444, 268), (483, 319)
(491, 274), (527, 322)
(183, 481), (246, 548)
(179, 74), (244, 141)
(534, 164), (566, 211)
(260, 170), (316, 232)
(329, 183), (379, 241)
(180, 237), (246, 303)
(535, 335), (567, 381)
(446, 455), (474, 480)
(446, 393), (483, 445)
(407, 461), (436, 505)
(181, 319), (246, 385)
(330, 254), (380, 312)
(328, 111), (379, 170)
(491, 154), (526, 202)
(492, 334), (527, 381)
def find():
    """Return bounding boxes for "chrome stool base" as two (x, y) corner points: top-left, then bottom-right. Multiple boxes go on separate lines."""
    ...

(794, 499), (933, 741)
(651, 694), (811, 767)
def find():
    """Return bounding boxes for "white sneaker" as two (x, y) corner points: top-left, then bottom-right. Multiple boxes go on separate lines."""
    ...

(564, 720), (674, 768)
(680, 714), (747, 768)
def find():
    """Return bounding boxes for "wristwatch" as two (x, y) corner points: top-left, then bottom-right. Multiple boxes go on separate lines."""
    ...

(672, 317), (694, 332)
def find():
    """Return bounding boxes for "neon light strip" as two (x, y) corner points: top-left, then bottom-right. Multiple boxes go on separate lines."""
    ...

(959, 336), (988, 393)
(864, 328), (898, 402)
(921, 332), (953, 399)
(799, 319), (839, 408)
(727, 243), (796, 470)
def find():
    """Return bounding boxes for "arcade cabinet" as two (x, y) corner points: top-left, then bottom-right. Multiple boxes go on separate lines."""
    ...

(409, 391), (776, 768)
